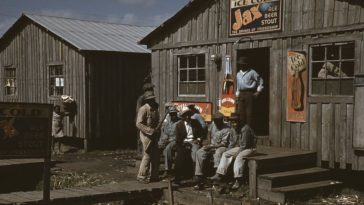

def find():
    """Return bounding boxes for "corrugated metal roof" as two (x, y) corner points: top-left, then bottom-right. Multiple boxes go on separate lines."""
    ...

(26, 14), (154, 53)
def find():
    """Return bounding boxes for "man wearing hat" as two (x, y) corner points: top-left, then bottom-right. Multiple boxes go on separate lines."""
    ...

(173, 107), (204, 184)
(209, 112), (257, 190)
(158, 105), (180, 178)
(135, 82), (155, 154)
(193, 112), (234, 190)
(136, 91), (160, 183)
(235, 56), (263, 126)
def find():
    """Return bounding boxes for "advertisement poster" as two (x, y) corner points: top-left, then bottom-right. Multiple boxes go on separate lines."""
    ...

(172, 102), (212, 122)
(287, 51), (307, 122)
(0, 103), (52, 158)
(229, 0), (282, 36)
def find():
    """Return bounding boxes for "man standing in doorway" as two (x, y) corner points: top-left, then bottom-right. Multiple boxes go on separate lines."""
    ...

(235, 56), (264, 126)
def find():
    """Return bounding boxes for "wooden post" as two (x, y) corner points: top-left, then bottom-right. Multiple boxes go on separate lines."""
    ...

(168, 177), (174, 205)
(248, 160), (257, 199)
(42, 132), (52, 204)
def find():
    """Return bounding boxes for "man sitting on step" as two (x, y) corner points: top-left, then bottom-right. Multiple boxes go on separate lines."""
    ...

(193, 113), (235, 190)
(210, 112), (257, 190)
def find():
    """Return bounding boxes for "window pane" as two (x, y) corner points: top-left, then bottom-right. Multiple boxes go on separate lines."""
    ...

(189, 56), (197, 68)
(312, 63), (324, 79)
(197, 69), (205, 81)
(180, 70), (187, 81)
(189, 69), (197, 81)
(341, 61), (354, 77)
(312, 79), (325, 95)
(342, 43), (355, 59)
(179, 82), (188, 95)
(341, 79), (354, 95)
(312, 47), (325, 61)
(180, 56), (187, 68)
(196, 82), (205, 94)
(326, 79), (340, 95)
(198, 55), (205, 67)
(327, 45), (339, 60)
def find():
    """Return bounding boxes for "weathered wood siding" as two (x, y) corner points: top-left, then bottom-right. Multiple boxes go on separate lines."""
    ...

(145, 0), (364, 170)
(0, 20), (86, 142)
(85, 52), (150, 149)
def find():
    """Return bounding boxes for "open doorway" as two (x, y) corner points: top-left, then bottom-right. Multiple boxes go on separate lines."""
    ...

(236, 48), (270, 136)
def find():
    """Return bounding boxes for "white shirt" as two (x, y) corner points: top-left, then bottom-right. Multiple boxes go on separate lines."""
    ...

(184, 121), (194, 142)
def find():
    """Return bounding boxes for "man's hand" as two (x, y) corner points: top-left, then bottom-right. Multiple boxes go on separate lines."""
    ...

(253, 92), (260, 98)
(202, 144), (212, 151)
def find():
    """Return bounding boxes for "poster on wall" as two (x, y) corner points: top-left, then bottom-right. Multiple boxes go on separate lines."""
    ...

(172, 101), (212, 122)
(0, 103), (52, 158)
(229, 0), (282, 37)
(287, 51), (307, 122)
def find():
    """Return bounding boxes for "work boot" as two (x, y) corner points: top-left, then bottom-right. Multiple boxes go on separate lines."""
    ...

(231, 179), (242, 190)
(161, 170), (171, 179)
(209, 173), (222, 181)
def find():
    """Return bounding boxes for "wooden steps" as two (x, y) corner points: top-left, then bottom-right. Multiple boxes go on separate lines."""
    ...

(258, 180), (342, 204)
(247, 150), (342, 204)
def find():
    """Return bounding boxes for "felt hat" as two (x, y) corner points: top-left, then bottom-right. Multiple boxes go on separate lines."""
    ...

(143, 91), (156, 100)
(236, 56), (249, 65)
(213, 113), (224, 120)
(168, 106), (178, 113)
(179, 107), (193, 117)
(229, 112), (240, 121)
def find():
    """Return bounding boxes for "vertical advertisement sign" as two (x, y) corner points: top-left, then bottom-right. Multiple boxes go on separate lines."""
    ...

(0, 103), (52, 158)
(287, 51), (307, 122)
(230, 0), (282, 36)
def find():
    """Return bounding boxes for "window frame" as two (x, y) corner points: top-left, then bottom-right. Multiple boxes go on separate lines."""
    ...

(4, 66), (17, 96)
(48, 63), (65, 97)
(177, 54), (207, 97)
(309, 41), (355, 96)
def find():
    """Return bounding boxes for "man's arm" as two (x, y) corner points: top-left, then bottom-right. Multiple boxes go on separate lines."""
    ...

(136, 106), (154, 136)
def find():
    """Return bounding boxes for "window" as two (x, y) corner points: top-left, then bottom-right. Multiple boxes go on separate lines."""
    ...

(49, 65), (64, 96)
(310, 42), (355, 96)
(178, 54), (206, 96)
(4, 67), (16, 96)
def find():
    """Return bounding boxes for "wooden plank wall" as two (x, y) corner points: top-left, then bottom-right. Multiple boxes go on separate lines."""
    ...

(0, 21), (86, 142)
(145, 0), (364, 170)
(86, 52), (150, 149)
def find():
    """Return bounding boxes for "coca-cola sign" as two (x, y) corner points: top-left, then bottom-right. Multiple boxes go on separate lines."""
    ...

(229, 0), (282, 36)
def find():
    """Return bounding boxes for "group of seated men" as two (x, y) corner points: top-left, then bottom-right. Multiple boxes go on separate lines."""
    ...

(157, 103), (257, 190)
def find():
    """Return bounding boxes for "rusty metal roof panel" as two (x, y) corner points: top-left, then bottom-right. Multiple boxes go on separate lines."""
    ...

(26, 14), (154, 53)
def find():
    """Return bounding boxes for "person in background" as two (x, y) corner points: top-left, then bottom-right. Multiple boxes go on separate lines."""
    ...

(210, 112), (257, 190)
(158, 106), (180, 178)
(174, 107), (204, 184)
(188, 104), (207, 130)
(193, 113), (234, 190)
(52, 105), (66, 154)
(136, 91), (160, 184)
(235, 56), (263, 127)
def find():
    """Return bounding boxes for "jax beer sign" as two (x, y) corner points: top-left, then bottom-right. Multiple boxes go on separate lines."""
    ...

(0, 103), (52, 158)
(229, 0), (282, 36)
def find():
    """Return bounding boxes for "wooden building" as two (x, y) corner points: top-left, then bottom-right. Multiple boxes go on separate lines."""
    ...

(140, 0), (364, 171)
(0, 14), (153, 150)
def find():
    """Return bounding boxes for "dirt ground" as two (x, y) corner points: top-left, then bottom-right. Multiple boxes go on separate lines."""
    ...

(49, 149), (364, 205)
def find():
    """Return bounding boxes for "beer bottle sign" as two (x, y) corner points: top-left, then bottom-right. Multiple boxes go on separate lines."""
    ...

(219, 55), (235, 117)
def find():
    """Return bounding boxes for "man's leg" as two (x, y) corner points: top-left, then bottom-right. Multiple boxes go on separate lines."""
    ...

(137, 135), (152, 180)
(190, 142), (201, 163)
(195, 148), (208, 176)
(215, 147), (240, 176)
(213, 147), (227, 168)
(232, 148), (256, 189)
(150, 139), (160, 180)
(164, 141), (176, 171)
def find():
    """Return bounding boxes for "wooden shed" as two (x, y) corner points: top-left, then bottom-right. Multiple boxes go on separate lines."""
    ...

(140, 0), (364, 171)
(0, 14), (153, 150)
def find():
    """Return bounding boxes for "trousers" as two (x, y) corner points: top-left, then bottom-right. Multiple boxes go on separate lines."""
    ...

(195, 146), (227, 176)
(137, 134), (159, 179)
